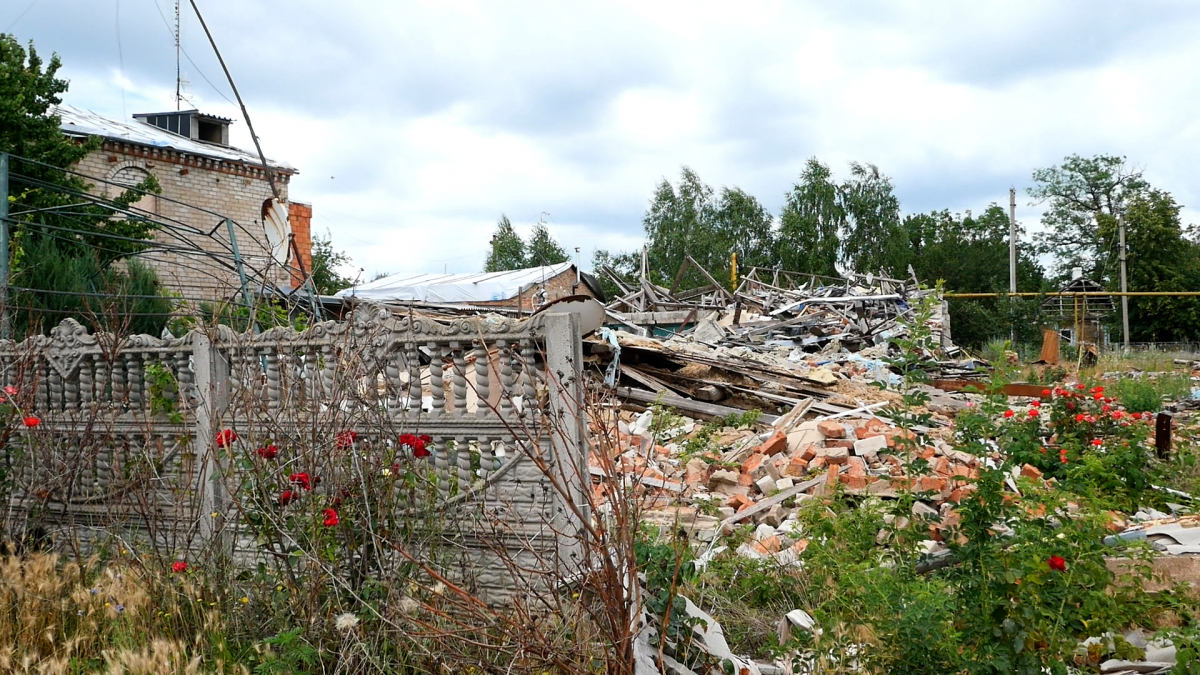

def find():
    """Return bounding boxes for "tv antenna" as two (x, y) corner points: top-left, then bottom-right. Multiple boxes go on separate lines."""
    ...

(174, 0), (182, 110)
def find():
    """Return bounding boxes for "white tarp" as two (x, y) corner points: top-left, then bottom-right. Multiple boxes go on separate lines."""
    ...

(336, 263), (575, 304)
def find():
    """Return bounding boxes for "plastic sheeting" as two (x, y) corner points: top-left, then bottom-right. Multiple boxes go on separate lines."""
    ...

(336, 263), (575, 304)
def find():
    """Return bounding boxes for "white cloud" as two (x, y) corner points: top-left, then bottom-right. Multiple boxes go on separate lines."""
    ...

(7, 0), (1200, 277)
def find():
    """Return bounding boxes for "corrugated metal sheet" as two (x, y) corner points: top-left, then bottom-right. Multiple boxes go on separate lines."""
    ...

(56, 104), (295, 171)
(336, 263), (575, 303)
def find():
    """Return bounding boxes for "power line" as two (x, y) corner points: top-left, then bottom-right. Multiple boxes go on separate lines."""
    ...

(4, 0), (42, 33)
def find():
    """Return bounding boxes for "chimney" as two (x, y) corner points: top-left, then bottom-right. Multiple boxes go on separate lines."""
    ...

(288, 202), (314, 290)
(133, 110), (232, 146)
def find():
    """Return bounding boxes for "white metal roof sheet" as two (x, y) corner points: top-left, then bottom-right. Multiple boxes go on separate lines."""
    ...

(336, 263), (576, 303)
(56, 104), (295, 171)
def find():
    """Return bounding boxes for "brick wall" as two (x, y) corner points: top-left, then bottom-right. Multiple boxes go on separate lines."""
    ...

(73, 141), (298, 302)
(475, 267), (595, 312)
(287, 202), (313, 289)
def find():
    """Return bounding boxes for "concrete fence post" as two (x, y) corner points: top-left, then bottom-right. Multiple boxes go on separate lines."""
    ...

(543, 312), (589, 571)
(192, 330), (231, 550)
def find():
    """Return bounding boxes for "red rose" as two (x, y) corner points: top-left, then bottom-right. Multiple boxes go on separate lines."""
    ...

(335, 431), (358, 448)
(1028, 409), (1039, 417)
(1048, 555), (1066, 572)
(1004, 410), (1015, 418)
(1042, 389), (1052, 397)
(1075, 383), (1086, 390)
(1030, 400), (1041, 408)
(1132, 412), (1143, 420)
(419, 434), (432, 443)
(1112, 411), (1124, 420)
(22, 416), (40, 428)
(1092, 386), (1104, 394)
(289, 472), (312, 490)
(1091, 438), (1103, 446)
(172, 561), (188, 573)
(323, 508), (339, 527)
(215, 429), (238, 448)
(3, 386), (16, 396)
(1074, 414), (1085, 422)
(1093, 393), (1103, 400)
(254, 445), (279, 460)
(279, 490), (298, 506)
(400, 433), (431, 458)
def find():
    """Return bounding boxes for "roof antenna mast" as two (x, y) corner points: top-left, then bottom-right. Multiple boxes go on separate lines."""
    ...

(174, 0), (182, 110)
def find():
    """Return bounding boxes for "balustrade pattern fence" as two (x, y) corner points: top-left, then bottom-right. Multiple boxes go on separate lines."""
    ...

(0, 303), (588, 602)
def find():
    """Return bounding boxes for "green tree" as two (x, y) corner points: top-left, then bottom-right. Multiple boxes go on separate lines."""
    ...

(525, 221), (570, 267)
(904, 206), (1047, 348)
(309, 230), (355, 294)
(590, 248), (639, 299)
(1030, 154), (1148, 282)
(778, 158), (842, 277)
(643, 167), (715, 286)
(840, 162), (910, 276)
(1, 34), (170, 337)
(483, 214), (527, 272)
(1105, 189), (1200, 341)
(712, 186), (775, 280)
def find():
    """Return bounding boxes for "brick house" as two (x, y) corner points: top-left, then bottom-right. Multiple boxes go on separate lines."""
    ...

(57, 105), (313, 301)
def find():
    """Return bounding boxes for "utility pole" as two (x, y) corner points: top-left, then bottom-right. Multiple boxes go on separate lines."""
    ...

(1119, 212), (1130, 351)
(1009, 187), (1017, 294)
(175, 0), (182, 110)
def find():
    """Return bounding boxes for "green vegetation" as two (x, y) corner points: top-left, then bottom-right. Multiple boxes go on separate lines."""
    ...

(483, 215), (571, 272)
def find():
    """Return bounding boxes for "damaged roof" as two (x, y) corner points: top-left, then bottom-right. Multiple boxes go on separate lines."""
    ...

(55, 104), (295, 172)
(337, 262), (577, 304)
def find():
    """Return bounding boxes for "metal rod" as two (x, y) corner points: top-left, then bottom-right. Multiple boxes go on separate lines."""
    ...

(0, 153), (8, 340)
(224, 217), (258, 332)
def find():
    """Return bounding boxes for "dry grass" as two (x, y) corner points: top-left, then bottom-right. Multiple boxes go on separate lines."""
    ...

(0, 551), (243, 674)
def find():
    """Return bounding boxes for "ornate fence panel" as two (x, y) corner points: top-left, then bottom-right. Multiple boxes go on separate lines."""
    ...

(1, 304), (587, 603)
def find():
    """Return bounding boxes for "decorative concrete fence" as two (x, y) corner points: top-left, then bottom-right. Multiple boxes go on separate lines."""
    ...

(0, 303), (588, 602)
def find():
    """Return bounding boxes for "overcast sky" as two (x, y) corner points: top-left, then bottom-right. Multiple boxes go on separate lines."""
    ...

(6, 0), (1200, 279)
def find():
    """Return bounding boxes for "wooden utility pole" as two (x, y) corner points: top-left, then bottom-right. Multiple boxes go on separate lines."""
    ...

(1119, 212), (1130, 351)
(1009, 187), (1017, 294)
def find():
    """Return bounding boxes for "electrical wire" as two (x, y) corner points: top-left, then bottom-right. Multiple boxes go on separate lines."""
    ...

(4, 0), (42, 32)
(149, 0), (236, 107)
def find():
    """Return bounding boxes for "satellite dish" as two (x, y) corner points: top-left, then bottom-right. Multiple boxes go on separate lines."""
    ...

(262, 199), (290, 264)
(533, 295), (606, 335)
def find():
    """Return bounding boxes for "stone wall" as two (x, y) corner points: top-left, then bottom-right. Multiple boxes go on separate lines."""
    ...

(73, 141), (296, 301)
(0, 304), (587, 604)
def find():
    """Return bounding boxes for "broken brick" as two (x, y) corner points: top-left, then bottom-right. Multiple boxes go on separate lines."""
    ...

(758, 431), (788, 457)
(1020, 464), (1043, 480)
(817, 420), (846, 439)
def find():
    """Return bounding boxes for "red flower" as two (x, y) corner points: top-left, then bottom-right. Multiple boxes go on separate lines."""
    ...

(172, 561), (188, 573)
(1042, 389), (1052, 397)
(419, 434), (432, 444)
(215, 429), (238, 448)
(1101, 404), (1111, 412)
(1004, 409), (1015, 418)
(323, 508), (339, 527)
(335, 431), (358, 448)
(1048, 555), (1066, 572)
(1092, 438), (1103, 446)
(3, 386), (16, 396)
(254, 444), (279, 460)
(22, 416), (40, 428)
(1074, 414), (1085, 422)
(1067, 402), (1076, 410)
(1132, 412), (1143, 420)
(1075, 383), (1086, 390)
(400, 433), (431, 458)
(290, 472), (312, 490)
(1112, 411), (1124, 420)
(1092, 386), (1105, 394)
(1030, 400), (1041, 408)
(1028, 409), (1039, 418)
(279, 490), (298, 506)
(1093, 393), (1104, 400)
